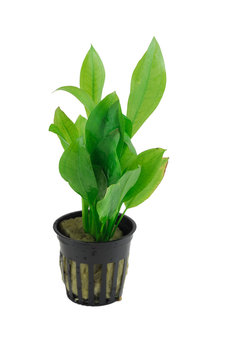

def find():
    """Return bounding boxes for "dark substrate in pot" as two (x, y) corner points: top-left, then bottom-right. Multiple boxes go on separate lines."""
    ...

(53, 211), (136, 306)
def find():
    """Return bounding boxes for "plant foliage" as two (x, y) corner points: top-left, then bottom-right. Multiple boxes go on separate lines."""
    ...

(49, 38), (168, 241)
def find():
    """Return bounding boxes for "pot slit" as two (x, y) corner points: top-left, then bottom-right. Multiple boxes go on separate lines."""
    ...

(60, 254), (128, 305)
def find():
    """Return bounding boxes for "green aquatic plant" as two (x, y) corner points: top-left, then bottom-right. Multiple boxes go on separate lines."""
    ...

(49, 37), (168, 242)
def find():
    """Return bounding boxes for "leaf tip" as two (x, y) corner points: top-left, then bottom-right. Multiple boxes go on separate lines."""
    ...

(162, 157), (169, 175)
(150, 36), (158, 47)
(54, 86), (62, 93)
(55, 106), (61, 114)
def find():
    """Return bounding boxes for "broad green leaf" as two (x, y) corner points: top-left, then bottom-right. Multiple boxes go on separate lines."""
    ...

(120, 145), (137, 172)
(105, 100), (124, 157)
(97, 167), (141, 222)
(59, 138), (98, 203)
(54, 107), (78, 142)
(80, 45), (105, 106)
(120, 132), (137, 172)
(85, 94), (125, 185)
(85, 92), (119, 154)
(49, 124), (69, 149)
(123, 115), (132, 138)
(91, 129), (121, 185)
(119, 115), (136, 171)
(127, 37), (166, 136)
(75, 115), (87, 142)
(49, 107), (78, 149)
(124, 148), (168, 208)
(124, 133), (137, 156)
(93, 165), (108, 200)
(56, 86), (95, 115)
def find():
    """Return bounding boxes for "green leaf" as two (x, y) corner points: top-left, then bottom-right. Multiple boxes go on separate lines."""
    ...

(49, 107), (78, 149)
(119, 115), (136, 171)
(92, 129), (121, 185)
(75, 115), (87, 142)
(127, 37), (166, 136)
(85, 92), (119, 154)
(56, 86), (95, 116)
(124, 133), (137, 156)
(49, 124), (69, 149)
(59, 138), (98, 203)
(93, 165), (108, 200)
(97, 167), (141, 222)
(85, 94), (125, 185)
(80, 45), (105, 106)
(123, 115), (133, 138)
(120, 145), (137, 172)
(106, 100), (125, 158)
(120, 131), (137, 172)
(124, 148), (168, 208)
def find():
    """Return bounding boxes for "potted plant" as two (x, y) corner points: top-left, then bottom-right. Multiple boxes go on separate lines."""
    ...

(50, 37), (168, 306)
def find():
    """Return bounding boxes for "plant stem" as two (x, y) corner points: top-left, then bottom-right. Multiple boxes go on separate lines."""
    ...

(83, 203), (127, 242)
(109, 208), (127, 239)
(105, 218), (115, 241)
(82, 198), (89, 232)
(89, 204), (101, 241)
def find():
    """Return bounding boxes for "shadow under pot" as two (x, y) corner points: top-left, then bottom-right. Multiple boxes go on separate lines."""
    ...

(53, 211), (136, 306)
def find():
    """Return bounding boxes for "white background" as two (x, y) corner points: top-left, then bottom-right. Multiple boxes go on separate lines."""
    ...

(1, 0), (240, 359)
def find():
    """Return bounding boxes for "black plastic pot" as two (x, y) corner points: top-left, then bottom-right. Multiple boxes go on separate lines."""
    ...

(53, 211), (136, 306)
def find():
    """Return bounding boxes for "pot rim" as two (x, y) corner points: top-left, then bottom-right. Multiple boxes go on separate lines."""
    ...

(53, 210), (137, 246)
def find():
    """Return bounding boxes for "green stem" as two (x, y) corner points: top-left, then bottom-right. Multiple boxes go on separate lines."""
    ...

(89, 204), (101, 241)
(82, 198), (89, 232)
(104, 218), (114, 241)
(99, 222), (107, 242)
(109, 208), (127, 239)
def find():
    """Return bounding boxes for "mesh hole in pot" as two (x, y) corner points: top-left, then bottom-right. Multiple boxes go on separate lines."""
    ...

(60, 254), (128, 305)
